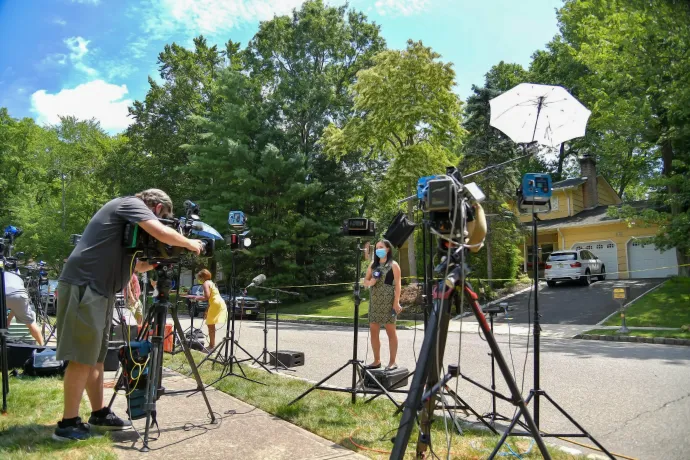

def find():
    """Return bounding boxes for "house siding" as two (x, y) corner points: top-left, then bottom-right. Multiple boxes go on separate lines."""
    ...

(571, 189), (584, 214)
(597, 181), (620, 206)
(560, 223), (664, 279)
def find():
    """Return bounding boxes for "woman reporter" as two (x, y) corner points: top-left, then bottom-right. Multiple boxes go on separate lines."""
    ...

(184, 269), (227, 348)
(362, 240), (402, 370)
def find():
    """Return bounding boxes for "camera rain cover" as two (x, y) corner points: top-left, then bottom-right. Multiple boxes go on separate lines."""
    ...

(384, 212), (416, 249)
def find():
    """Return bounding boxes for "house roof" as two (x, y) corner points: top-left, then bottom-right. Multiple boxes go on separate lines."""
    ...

(552, 177), (586, 190)
(534, 201), (651, 231)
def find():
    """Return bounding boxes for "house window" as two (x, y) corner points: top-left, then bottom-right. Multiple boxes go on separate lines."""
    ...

(585, 245), (593, 250)
(607, 243), (614, 248)
(596, 244), (604, 250)
(550, 196), (559, 211)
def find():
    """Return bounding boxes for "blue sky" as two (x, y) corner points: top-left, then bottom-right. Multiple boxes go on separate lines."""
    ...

(0, 0), (563, 133)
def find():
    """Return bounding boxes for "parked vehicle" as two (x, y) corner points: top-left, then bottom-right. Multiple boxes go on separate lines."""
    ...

(544, 250), (606, 287)
(185, 284), (260, 319)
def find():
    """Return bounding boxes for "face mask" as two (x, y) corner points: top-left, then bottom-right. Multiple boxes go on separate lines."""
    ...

(375, 248), (388, 259)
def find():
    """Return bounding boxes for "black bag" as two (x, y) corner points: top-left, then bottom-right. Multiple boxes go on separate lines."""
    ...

(384, 212), (416, 249)
(23, 348), (67, 377)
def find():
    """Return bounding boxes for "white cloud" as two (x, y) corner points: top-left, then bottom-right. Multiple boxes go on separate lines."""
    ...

(31, 80), (133, 133)
(142, 0), (307, 37)
(65, 36), (90, 60)
(71, 0), (101, 4)
(41, 53), (68, 67)
(54, 17), (67, 26)
(374, 0), (430, 16)
(64, 36), (98, 76)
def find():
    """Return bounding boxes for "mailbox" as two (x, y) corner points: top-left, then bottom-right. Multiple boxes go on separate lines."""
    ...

(613, 283), (630, 333)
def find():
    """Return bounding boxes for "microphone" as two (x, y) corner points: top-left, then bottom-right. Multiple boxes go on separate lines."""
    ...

(245, 274), (266, 289)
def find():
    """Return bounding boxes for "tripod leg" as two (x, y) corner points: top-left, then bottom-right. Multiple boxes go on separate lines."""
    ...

(357, 364), (402, 411)
(445, 387), (499, 435)
(233, 340), (273, 374)
(288, 361), (352, 406)
(171, 308), (216, 423)
(540, 392), (615, 459)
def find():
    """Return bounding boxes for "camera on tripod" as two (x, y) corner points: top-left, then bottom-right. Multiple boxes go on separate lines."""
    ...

(417, 167), (485, 239)
(341, 218), (376, 237)
(123, 200), (218, 262)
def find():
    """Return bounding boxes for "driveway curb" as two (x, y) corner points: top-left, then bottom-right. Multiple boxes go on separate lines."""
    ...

(575, 334), (690, 346)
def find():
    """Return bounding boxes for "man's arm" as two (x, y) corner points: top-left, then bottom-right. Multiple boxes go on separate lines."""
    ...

(138, 219), (203, 254)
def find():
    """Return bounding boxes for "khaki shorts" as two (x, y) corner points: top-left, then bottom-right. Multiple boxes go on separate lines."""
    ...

(6, 294), (37, 325)
(56, 282), (114, 366)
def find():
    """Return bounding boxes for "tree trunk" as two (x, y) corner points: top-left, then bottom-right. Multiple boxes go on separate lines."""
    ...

(406, 183), (417, 282)
(555, 143), (566, 181)
(676, 249), (690, 277)
(61, 173), (66, 232)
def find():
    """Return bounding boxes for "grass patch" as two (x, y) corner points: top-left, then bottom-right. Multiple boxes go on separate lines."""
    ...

(268, 292), (369, 318)
(0, 376), (115, 460)
(583, 329), (690, 339)
(165, 352), (576, 459)
(603, 277), (690, 328)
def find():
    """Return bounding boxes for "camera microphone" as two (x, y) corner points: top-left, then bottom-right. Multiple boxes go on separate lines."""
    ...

(246, 274), (266, 289)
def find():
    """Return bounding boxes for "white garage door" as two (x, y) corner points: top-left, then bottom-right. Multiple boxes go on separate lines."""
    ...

(572, 241), (619, 279)
(628, 240), (678, 278)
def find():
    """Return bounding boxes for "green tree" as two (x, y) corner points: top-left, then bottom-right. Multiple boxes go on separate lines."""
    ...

(558, 0), (690, 274)
(322, 40), (464, 279)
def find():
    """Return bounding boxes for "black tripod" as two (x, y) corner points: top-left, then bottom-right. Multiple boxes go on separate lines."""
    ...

(252, 285), (299, 372)
(491, 214), (614, 458)
(108, 263), (216, 452)
(288, 238), (403, 409)
(193, 250), (272, 388)
(0, 259), (10, 413)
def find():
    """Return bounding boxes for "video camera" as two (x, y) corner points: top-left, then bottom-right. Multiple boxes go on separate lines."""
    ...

(123, 201), (217, 262)
(1, 225), (22, 258)
(417, 166), (485, 239)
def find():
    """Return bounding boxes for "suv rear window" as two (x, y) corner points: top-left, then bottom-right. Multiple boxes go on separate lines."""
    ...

(548, 253), (577, 261)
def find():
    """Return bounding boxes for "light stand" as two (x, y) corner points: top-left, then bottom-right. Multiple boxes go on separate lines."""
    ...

(480, 305), (512, 425)
(288, 238), (404, 408)
(251, 287), (299, 372)
(491, 211), (614, 459)
(193, 245), (272, 388)
(0, 260), (9, 413)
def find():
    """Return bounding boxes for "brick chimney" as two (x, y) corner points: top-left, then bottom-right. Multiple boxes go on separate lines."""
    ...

(579, 154), (599, 209)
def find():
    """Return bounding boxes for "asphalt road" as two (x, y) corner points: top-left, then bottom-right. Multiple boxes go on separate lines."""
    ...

(174, 316), (690, 460)
(491, 278), (665, 325)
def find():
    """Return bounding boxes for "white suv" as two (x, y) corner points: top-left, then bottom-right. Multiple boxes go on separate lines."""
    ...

(544, 250), (606, 287)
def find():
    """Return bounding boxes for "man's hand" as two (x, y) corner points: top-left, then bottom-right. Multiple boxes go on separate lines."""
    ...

(186, 239), (204, 255)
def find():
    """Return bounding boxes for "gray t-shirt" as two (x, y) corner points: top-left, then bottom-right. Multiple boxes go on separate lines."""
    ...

(3, 272), (27, 298)
(60, 197), (156, 297)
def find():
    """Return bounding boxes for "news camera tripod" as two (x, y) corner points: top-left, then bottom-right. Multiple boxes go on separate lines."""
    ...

(0, 258), (10, 413)
(193, 248), (272, 389)
(288, 238), (404, 410)
(108, 262), (216, 452)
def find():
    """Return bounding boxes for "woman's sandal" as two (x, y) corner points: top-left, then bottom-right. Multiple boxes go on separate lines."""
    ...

(385, 364), (398, 371)
(365, 362), (381, 369)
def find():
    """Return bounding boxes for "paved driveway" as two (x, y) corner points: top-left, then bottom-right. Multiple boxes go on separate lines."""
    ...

(492, 278), (665, 325)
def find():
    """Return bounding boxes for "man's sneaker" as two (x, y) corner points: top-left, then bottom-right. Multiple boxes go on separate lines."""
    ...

(88, 408), (132, 431)
(52, 418), (94, 442)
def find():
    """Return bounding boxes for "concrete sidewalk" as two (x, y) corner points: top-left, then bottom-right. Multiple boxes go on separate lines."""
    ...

(108, 371), (366, 460)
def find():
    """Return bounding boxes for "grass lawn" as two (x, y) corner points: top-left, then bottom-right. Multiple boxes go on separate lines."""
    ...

(165, 353), (576, 459)
(583, 329), (690, 339)
(270, 292), (369, 318)
(603, 277), (690, 328)
(0, 376), (115, 460)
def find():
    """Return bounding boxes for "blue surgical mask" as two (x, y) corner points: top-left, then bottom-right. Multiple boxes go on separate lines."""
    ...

(375, 248), (387, 259)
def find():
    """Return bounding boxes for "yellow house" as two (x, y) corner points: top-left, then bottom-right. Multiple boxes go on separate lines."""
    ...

(520, 155), (678, 280)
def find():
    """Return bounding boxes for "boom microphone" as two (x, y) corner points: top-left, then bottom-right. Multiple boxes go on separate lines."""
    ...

(246, 274), (266, 289)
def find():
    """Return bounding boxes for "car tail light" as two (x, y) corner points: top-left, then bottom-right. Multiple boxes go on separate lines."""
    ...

(545, 264), (552, 269)
(570, 262), (582, 268)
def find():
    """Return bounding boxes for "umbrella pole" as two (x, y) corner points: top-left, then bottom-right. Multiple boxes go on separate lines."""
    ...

(531, 96), (545, 143)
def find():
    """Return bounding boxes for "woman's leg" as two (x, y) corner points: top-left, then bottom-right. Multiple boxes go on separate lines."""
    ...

(369, 323), (381, 365)
(208, 325), (216, 348)
(384, 323), (398, 367)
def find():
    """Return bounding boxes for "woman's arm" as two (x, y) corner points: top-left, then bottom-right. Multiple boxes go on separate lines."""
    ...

(392, 262), (402, 313)
(199, 281), (212, 301)
(362, 264), (375, 287)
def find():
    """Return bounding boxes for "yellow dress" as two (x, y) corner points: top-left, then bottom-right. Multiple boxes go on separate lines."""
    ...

(205, 281), (228, 325)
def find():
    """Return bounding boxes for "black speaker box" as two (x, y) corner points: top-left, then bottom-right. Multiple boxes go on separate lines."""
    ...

(362, 367), (409, 390)
(269, 350), (304, 368)
(7, 343), (53, 369)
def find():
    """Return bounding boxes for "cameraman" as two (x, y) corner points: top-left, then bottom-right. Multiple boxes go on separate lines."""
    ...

(3, 271), (45, 346)
(53, 189), (204, 442)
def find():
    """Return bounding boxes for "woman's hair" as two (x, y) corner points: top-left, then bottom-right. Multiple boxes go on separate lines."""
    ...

(197, 269), (212, 281)
(372, 239), (394, 269)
